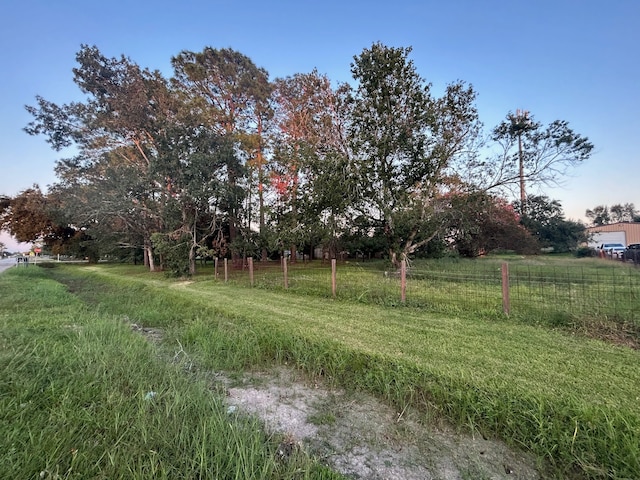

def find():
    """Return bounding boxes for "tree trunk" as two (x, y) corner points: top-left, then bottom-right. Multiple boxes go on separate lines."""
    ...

(389, 249), (400, 270)
(145, 239), (157, 272)
(189, 244), (196, 276)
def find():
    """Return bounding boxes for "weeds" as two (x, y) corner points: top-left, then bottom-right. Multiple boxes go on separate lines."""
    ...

(0, 267), (344, 479)
(5, 261), (640, 478)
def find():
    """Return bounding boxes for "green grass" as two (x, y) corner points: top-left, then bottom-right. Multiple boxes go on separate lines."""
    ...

(0, 267), (344, 479)
(29, 260), (640, 478)
(215, 256), (640, 332)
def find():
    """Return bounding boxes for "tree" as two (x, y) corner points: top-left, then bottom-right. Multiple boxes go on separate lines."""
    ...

(0, 186), (89, 258)
(447, 191), (538, 257)
(151, 128), (232, 275)
(0, 186), (54, 244)
(348, 42), (481, 266)
(171, 47), (271, 266)
(271, 70), (353, 261)
(516, 195), (587, 252)
(479, 112), (593, 205)
(25, 45), (179, 270)
(586, 203), (638, 225)
(585, 205), (611, 226)
(610, 203), (637, 223)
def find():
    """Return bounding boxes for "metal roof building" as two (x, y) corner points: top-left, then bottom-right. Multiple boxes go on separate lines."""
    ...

(586, 222), (640, 245)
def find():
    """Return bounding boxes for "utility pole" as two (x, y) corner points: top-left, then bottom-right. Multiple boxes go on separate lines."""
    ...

(508, 109), (531, 208)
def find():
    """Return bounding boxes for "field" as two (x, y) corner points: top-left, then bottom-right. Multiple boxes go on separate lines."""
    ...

(1, 255), (639, 479)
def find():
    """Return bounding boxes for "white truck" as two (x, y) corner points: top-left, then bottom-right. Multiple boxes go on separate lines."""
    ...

(588, 231), (626, 249)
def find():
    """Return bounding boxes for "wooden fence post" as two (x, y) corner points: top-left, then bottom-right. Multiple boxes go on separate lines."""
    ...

(283, 256), (289, 289)
(400, 260), (407, 304)
(331, 258), (337, 298)
(214, 257), (218, 279)
(248, 257), (254, 287)
(224, 258), (228, 283)
(501, 262), (510, 315)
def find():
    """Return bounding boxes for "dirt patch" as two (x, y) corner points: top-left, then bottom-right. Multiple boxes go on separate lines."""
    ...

(132, 325), (542, 479)
(223, 368), (541, 480)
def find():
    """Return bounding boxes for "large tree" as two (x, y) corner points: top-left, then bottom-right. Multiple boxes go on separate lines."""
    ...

(516, 195), (587, 252)
(476, 111), (594, 204)
(271, 70), (353, 261)
(348, 42), (480, 266)
(25, 45), (179, 270)
(171, 47), (271, 266)
(0, 186), (87, 258)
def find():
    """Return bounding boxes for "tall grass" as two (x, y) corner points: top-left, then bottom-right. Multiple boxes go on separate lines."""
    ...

(0, 267), (343, 479)
(33, 262), (640, 479)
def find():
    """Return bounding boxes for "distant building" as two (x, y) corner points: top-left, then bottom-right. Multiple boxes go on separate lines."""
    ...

(586, 222), (640, 246)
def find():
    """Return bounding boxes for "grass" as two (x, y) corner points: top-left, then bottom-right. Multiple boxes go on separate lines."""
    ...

(4, 258), (640, 478)
(0, 266), (344, 479)
(217, 256), (640, 336)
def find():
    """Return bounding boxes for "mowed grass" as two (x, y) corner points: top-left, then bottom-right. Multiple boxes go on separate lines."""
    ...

(34, 260), (640, 479)
(225, 256), (640, 325)
(0, 267), (344, 480)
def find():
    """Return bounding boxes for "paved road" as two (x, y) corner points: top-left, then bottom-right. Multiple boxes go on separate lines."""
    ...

(0, 257), (20, 274)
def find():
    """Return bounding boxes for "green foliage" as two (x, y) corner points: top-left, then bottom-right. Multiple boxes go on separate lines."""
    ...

(348, 42), (481, 264)
(151, 232), (191, 277)
(516, 195), (588, 253)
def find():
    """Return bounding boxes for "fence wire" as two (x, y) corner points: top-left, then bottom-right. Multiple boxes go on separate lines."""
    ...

(217, 259), (640, 326)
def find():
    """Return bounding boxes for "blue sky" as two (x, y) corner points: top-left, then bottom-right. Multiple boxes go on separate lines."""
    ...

(1, 0), (638, 250)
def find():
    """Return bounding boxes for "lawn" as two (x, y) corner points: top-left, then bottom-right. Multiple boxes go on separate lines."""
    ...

(2, 257), (639, 478)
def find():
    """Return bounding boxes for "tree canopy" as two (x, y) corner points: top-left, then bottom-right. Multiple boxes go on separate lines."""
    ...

(17, 42), (595, 273)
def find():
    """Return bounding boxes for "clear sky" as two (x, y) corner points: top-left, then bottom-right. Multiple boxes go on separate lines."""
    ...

(1, 0), (638, 250)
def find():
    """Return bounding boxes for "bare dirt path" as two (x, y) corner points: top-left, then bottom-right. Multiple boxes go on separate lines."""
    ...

(223, 368), (542, 480)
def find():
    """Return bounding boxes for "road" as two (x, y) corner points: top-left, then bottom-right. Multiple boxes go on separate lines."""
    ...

(0, 256), (22, 274)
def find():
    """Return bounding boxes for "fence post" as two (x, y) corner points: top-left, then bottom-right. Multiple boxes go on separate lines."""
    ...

(214, 257), (219, 279)
(400, 260), (407, 304)
(224, 258), (228, 283)
(283, 256), (289, 289)
(248, 257), (254, 287)
(501, 262), (510, 315)
(331, 258), (337, 298)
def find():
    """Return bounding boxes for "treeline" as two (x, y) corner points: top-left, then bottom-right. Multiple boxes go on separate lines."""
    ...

(1, 43), (593, 274)
(586, 203), (640, 226)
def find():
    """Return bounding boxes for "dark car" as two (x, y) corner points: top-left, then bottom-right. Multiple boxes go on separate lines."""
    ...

(623, 243), (640, 263)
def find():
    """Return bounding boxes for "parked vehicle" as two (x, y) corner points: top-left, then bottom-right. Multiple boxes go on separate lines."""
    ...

(599, 243), (626, 259)
(623, 243), (640, 263)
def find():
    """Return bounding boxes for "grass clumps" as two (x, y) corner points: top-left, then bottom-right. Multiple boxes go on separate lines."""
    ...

(0, 267), (344, 480)
(10, 262), (640, 478)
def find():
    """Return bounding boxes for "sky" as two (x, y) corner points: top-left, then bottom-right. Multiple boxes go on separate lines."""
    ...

(1, 0), (638, 251)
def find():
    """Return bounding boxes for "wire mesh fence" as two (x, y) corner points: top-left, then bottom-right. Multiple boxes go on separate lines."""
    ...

(216, 258), (640, 326)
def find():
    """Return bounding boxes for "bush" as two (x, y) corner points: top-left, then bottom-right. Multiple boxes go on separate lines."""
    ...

(574, 246), (596, 258)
